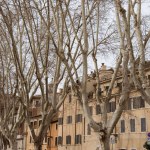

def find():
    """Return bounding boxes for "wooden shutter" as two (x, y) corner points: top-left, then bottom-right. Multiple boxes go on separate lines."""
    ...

(121, 120), (125, 133)
(141, 118), (146, 132)
(130, 119), (135, 132)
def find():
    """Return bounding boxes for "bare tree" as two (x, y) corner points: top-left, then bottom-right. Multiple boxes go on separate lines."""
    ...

(0, 0), (68, 149)
(0, 26), (26, 149)
(0, 0), (149, 150)
(114, 0), (150, 103)
(46, 0), (124, 149)
(48, 0), (150, 150)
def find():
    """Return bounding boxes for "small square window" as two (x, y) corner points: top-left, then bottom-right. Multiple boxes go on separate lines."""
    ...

(75, 114), (82, 123)
(58, 118), (63, 125)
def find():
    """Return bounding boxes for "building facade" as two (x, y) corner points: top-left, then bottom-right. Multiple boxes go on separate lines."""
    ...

(25, 96), (58, 150)
(57, 63), (150, 150)
(1, 63), (150, 150)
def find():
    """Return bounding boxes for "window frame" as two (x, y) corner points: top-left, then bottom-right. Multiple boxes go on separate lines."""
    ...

(120, 120), (125, 133)
(66, 135), (71, 145)
(58, 117), (63, 125)
(75, 134), (82, 144)
(141, 118), (146, 132)
(75, 114), (82, 123)
(58, 136), (62, 145)
(67, 116), (72, 124)
(130, 119), (135, 132)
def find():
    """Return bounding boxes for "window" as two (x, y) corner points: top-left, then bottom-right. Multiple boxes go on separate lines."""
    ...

(88, 92), (93, 99)
(30, 136), (32, 143)
(124, 98), (132, 110)
(35, 100), (40, 107)
(48, 138), (50, 146)
(69, 95), (72, 103)
(121, 120), (125, 133)
(75, 135), (82, 144)
(117, 82), (122, 91)
(30, 122), (33, 128)
(105, 86), (109, 91)
(58, 136), (62, 145)
(89, 106), (93, 115)
(130, 119), (135, 132)
(76, 114), (82, 123)
(87, 124), (91, 135)
(39, 120), (42, 126)
(55, 137), (58, 146)
(34, 121), (38, 128)
(29, 136), (34, 143)
(44, 135), (47, 143)
(67, 116), (72, 124)
(98, 88), (102, 96)
(133, 97), (145, 109)
(107, 101), (116, 113)
(141, 118), (146, 132)
(58, 118), (63, 125)
(96, 105), (101, 115)
(66, 135), (71, 144)
(29, 111), (32, 117)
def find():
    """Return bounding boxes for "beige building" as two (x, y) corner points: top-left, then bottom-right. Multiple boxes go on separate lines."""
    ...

(25, 96), (58, 150)
(57, 63), (150, 150)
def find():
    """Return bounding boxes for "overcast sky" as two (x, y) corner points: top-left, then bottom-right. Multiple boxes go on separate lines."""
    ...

(88, 0), (150, 72)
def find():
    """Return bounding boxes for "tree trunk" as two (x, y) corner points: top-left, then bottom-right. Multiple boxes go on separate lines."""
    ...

(10, 140), (17, 150)
(34, 142), (42, 150)
(104, 137), (110, 150)
(4, 145), (7, 150)
(99, 134), (110, 150)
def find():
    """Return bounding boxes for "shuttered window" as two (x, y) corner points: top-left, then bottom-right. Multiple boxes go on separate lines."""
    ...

(58, 117), (63, 125)
(133, 97), (145, 109)
(87, 124), (91, 135)
(44, 134), (47, 143)
(96, 105), (101, 115)
(34, 121), (38, 128)
(66, 135), (71, 144)
(75, 135), (82, 144)
(67, 116), (72, 124)
(120, 120), (125, 133)
(39, 120), (42, 126)
(58, 136), (62, 145)
(55, 137), (58, 146)
(89, 106), (93, 115)
(48, 138), (50, 146)
(69, 95), (72, 103)
(141, 118), (146, 132)
(130, 119), (135, 132)
(107, 101), (116, 113)
(30, 136), (32, 143)
(76, 114), (82, 123)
